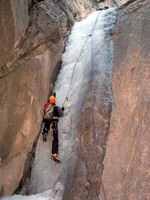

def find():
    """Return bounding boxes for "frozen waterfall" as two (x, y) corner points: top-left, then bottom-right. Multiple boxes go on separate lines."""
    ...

(1, 7), (116, 200)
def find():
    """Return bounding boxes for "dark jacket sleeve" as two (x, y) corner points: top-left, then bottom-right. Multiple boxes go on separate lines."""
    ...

(57, 106), (64, 117)
(54, 106), (64, 118)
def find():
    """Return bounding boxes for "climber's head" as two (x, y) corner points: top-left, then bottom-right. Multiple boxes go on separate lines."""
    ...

(49, 96), (56, 104)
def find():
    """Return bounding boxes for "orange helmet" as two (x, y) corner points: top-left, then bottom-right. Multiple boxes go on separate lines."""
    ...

(49, 96), (56, 104)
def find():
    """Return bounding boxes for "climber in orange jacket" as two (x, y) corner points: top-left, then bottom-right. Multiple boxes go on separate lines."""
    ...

(42, 93), (64, 163)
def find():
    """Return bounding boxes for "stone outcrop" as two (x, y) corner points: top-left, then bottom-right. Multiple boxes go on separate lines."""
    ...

(115, 0), (134, 6)
(95, 0), (117, 7)
(0, 0), (73, 79)
(100, 0), (150, 199)
(0, 0), (93, 196)
(95, 0), (139, 7)
(67, 0), (94, 20)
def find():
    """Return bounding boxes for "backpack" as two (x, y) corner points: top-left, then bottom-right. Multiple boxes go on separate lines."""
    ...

(43, 104), (54, 121)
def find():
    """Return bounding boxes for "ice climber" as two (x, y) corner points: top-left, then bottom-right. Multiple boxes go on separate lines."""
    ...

(42, 94), (64, 163)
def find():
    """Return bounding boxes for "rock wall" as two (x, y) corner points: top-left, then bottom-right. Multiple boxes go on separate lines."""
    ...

(1, 0), (149, 198)
(100, 0), (150, 199)
(68, 0), (94, 20)
(0, 0), (93, 196)
(115, 0), (133, 6)
(97, 0), (139, 7)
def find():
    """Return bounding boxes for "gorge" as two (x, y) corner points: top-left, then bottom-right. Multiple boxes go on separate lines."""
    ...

(0, 0), (149, 199)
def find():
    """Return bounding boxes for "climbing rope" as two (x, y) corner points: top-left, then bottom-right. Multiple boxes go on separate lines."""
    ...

(62, 11), (102, 107)
(65, 36), (89, 98)
(51, 9), (108, 198)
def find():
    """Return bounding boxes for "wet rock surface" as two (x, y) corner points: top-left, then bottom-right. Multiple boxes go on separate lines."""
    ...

(101, 0), (150, 199)
(0, 0), (93, 196)
(0, 0), (73, 78)
(0, 0), (15, 67)
(0, 48), (64, 196)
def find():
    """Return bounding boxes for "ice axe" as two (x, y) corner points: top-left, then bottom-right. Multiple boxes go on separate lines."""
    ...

(51, 83), (56, 97)
(51, 83), (68, 107)
(62, 97), (68, 108)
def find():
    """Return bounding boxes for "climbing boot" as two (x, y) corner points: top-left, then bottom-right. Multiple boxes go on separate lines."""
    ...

(42, 133), (47, 142)
(51, 153), (60, 163)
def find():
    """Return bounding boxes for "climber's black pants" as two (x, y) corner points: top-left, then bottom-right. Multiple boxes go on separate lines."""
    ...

(42, 119), (59, 155)
(52, 121), (59, 155)
(42, 118), (51, 134)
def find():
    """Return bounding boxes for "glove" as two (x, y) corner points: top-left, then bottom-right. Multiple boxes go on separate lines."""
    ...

(53, 92), (56, 97)
(61, 107), (65, 111)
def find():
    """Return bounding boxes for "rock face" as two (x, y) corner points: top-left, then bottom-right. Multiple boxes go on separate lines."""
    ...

(0, 0), (73, 79)
(1, 0), (149, 198)
(68, 0), (94, 20)
(115, 0), (133, 6)
(95, 0), (138, 7)
(0, 0), (93, 196)
(100, 0), (150, 199)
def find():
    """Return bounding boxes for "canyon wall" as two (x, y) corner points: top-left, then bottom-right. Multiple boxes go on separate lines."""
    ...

(115, 0), (133, 6)
(68, 0), (94, 20)
(0, 0), (149, 198)
(100, 0), (150, 199)
(0, 0), (93, 196)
